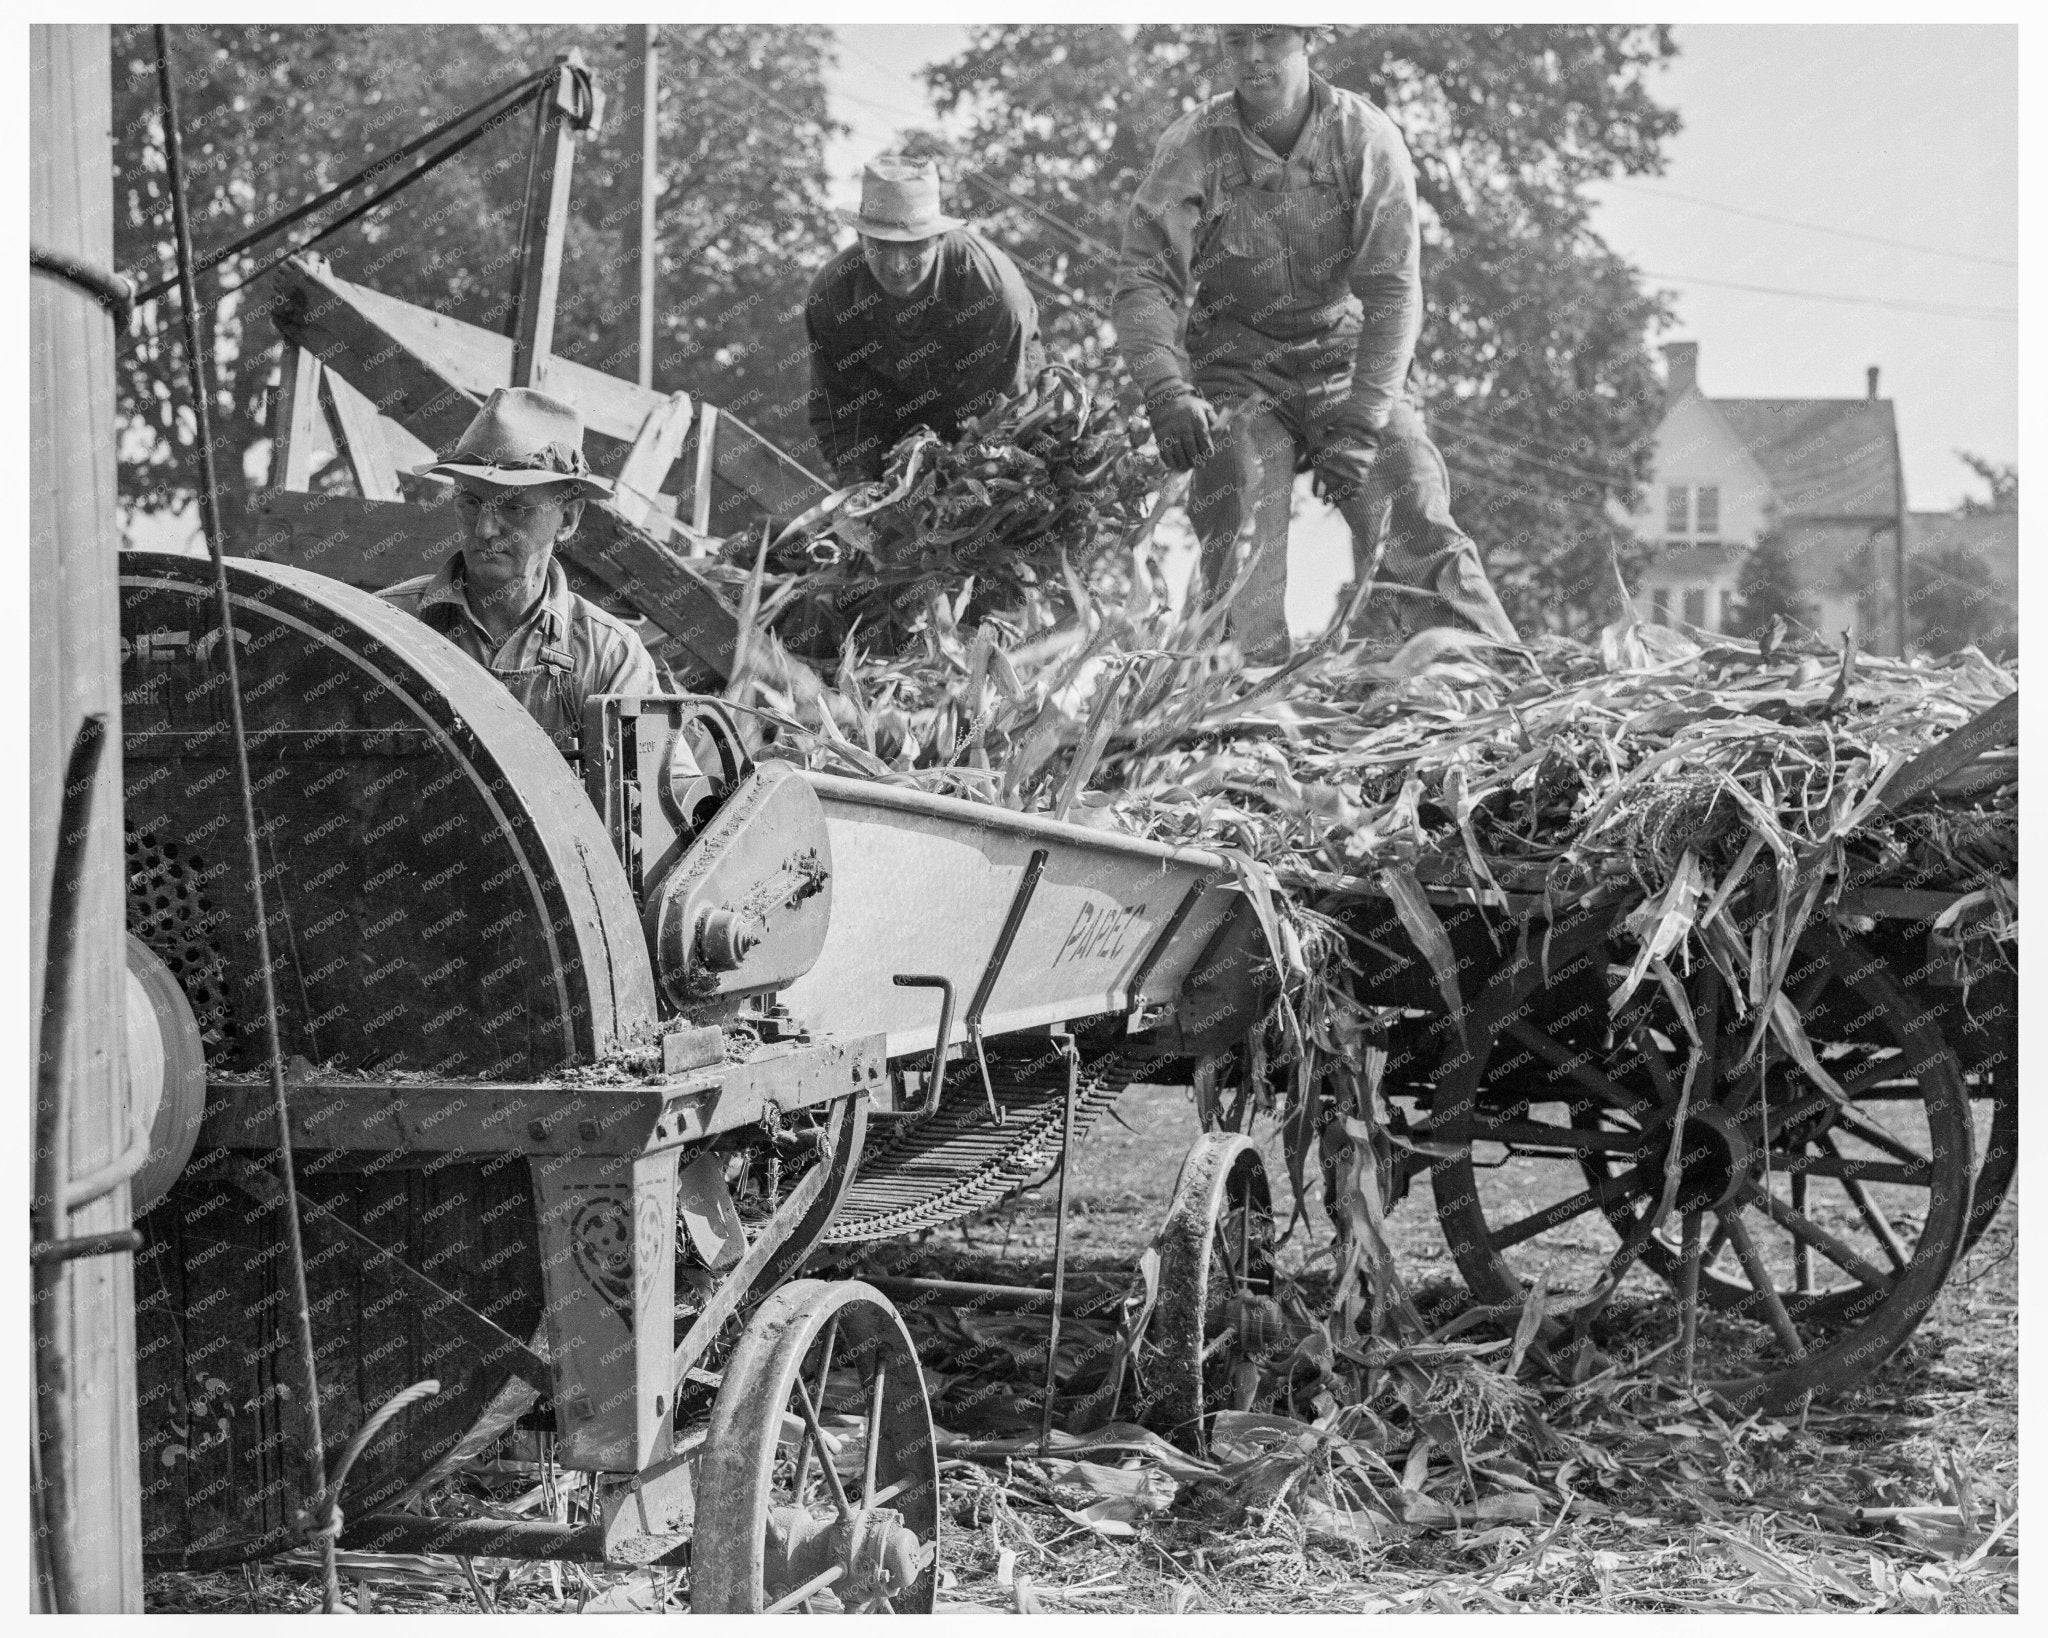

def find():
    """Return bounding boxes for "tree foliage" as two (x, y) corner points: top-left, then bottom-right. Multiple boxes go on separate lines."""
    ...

(1908, 543), (2014, 658)
(1731, 533), (1816, 640)
(919, 24), (1682, 634)
(111, 24), (841, 534)
(1957, 450), (2017, 516)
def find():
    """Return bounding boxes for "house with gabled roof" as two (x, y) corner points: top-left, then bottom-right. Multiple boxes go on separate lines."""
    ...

(1631, 341), (1907, 652)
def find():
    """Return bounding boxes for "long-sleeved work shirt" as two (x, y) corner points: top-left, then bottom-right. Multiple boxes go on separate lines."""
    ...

(805, 229), (1041, 482)
(381, 552), (663, 750)
(1112, 73), (1422, 433)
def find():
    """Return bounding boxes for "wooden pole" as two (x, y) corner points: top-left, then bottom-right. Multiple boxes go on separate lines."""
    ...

(29, 22), (143, 1611)
(630, 25), (660, 391)
(511, 54), (585, 391)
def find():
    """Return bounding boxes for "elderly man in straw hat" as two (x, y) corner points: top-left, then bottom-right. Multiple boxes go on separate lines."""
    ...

(383, 386), (663, 751)
(1114, 25), (1519, 664)
(805, 153), (1042, 486)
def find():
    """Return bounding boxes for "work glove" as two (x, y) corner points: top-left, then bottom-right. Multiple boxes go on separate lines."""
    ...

(1147, 389), (1225, 472)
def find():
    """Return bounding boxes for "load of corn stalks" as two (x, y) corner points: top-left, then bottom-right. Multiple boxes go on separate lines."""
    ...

(736, 523), (2016, 1021)
(721, 416), (2017, 1491)
(713, 363), (1165, 655)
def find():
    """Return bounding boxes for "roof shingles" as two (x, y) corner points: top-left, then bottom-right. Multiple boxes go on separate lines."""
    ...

(1710, 397), (1900, 519)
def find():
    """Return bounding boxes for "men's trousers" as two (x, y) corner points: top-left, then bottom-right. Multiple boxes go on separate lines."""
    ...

(1186, 319), (1520, 662)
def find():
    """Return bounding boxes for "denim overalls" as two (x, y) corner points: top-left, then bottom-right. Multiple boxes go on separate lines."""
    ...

(1181, 126), (1520, 661)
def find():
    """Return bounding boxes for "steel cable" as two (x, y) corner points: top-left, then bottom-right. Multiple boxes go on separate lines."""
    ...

(127, 64), (554, 309)
(153, 24), (339, 1612)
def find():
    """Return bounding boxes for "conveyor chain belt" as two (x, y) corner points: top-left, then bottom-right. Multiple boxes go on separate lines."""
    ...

(823, 1048), (1135, 1242)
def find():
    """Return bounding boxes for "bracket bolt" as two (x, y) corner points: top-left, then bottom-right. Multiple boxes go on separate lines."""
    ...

(697, 906), (762, 971)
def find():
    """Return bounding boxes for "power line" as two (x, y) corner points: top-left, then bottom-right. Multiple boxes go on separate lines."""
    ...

(1604, 179), (2018, 270)
(1440, 455), (1617, 517)
(1642, 269), (2015, 322)
(835, 33), (937, 99)
(1429, 407), (1636, 489)
(962, 168), (1121, 266)
(1426, 394), (1659, 470)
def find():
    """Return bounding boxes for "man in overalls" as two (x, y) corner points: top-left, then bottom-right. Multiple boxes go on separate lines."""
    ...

(383, 387), (663, 753)
(806, 154), (1043, 486)
(1113, 25), (1519, 663)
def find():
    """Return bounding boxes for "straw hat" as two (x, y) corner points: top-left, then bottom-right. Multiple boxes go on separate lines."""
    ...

(837, 154), (966, 243)
(414, 387), (612, 497)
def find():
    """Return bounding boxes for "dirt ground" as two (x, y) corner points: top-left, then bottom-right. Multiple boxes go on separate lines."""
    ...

(144, 1081), (2017, 1615)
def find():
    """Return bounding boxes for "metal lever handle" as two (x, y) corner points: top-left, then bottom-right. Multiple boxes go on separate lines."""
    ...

(882, 974), (955, 1122)
(964, 847), (1050, 1128)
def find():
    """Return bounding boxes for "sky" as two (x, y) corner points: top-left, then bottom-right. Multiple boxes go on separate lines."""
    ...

(821, 23), (2019, 514)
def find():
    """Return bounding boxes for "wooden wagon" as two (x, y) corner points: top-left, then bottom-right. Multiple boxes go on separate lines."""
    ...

(1271, 692), (2021, 1414)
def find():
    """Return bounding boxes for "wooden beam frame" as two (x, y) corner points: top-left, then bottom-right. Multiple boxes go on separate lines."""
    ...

(269, 345), (324, 492)
(511, 55), (587, 392)
(321, 367), (400, 501)
(270, 256), (827, 526)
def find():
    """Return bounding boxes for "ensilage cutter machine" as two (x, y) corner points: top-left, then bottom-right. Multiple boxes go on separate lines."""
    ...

(118, 550), (1273, 1609)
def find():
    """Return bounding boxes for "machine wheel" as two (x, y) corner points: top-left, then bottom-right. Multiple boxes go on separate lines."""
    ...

(118, 553), (656, 1564)
(692, 1280), (938, 1614)
(1429, 932), (1974, 1413)
(1137, 1134), (1278, 1453)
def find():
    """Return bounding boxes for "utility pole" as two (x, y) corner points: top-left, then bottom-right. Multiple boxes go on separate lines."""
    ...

(629, 24), (660, 390)
(30, 22), (143, 1610)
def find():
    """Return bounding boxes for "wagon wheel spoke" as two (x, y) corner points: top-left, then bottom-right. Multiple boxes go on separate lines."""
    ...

(1820, 1133), (1912, 1275)
(1764, 1151), (1931, 1189)
(863, 1361), (887, 1508)
(1720, 1211), (1805, 1357)
(1501, 1018), (1656, 1118)
(1493, 1162), (1653, 1251)
(1829, 1105), (1934, 1173)
(1438, 1113), (1658, 1155)
(1737, 1181), (1895, 1294)
(1677, 1210), (1704, 1384)
(1790, 1172), (1814, 1293)
(1824, 1050), (1913, 1104)
(1759, 1086), (1834, 1143)
(789, 1313), (838, 1506)
(1723, 1036), (1896, 1123)
(790, 1372), (854, 1521)
(1789, 963), (1833, 1016)
(1583, 1198), (1665, 1327)
(1634, 1025), (1681, 1108)
(765, 1566), (846, 1615)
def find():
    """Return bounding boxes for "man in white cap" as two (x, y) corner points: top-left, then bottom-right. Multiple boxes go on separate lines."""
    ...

(805, 153), (1042, 485)
(382, 386), (663, 751)
(1114, 25), (1519, 663)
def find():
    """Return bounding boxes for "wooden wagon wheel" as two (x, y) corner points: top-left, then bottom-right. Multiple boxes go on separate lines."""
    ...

(1430, 928), (1974, 1412)
(692, 1280), (939, 1614)
(1135, 1133), (1279, 1453)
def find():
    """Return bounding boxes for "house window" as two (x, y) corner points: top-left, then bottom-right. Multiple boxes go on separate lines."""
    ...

(1683, 588), (1707, 628)
(1665, 485), (1689, 535)
(1651, 587), (1670, 624)
(1695, 486), (1720, 534)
